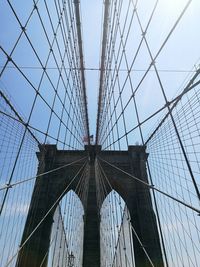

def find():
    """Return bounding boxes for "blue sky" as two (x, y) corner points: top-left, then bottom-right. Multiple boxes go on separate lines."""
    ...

(0, 1), (200, 266)
(80, 0), (200, 140)
(1, 0), (200, 141)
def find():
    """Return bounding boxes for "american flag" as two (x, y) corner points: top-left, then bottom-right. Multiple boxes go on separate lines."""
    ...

(83, 135), (94, 143)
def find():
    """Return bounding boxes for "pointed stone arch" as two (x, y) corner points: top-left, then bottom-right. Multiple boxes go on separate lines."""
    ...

(16, 144), (164, 267)
(16, 145), (87, 267)
(48, 190), (84, 267)
(100, 190), (134, 267)
(97, 146), (164, 267)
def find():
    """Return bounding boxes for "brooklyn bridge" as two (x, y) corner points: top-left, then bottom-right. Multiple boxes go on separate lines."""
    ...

(0, 0), (200, 266)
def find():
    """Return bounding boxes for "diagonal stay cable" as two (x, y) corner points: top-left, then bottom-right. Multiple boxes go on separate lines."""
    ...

(4, 159), (87, 267)
(130, 0), (193, 97)
(0, 46), (84, 148)
(100, 0), (193, 148)
(103, 71), (200, 150)
(1, 0), (86, 161)
(0, 90), (40, 145)
(145, 68), (200, 144)
(39, 232), (57, 267)
(0, 156), (87, 191)
(98, 157), (200, 214)
(133, 0), (200, 203)
(130, 221), (155, 267)
(0, 109), (77, 150)
(98, 0), (158, 147)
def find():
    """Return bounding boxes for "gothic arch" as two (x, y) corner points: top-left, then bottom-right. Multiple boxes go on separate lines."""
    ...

(48, 190), (84, 267)
(16, 145), (87, 267)
(100, 190), (135, 267)
(17, 145), (164, 267)
(96, 160), (137, 215)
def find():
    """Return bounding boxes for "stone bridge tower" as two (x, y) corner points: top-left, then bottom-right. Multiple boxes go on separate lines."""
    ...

(16, 145), (164, 267)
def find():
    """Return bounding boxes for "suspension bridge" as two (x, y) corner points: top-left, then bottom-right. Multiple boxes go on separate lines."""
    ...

(0, 0), (200, 267)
